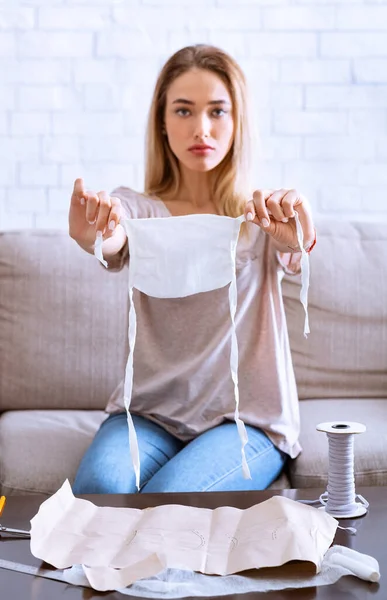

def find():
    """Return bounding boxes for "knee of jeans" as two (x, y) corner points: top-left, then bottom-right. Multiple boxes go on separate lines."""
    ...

(72, 465), (138, 494)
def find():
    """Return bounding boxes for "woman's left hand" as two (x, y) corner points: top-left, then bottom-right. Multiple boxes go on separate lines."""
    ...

(244, 189), (315, 251)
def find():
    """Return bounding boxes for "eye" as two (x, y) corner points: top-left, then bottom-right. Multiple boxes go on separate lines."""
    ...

(212, 108), (227, 117)
(175, 108), (191, 117)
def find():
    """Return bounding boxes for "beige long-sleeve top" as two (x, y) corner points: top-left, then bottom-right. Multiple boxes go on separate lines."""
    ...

(104, 187), (302, 459)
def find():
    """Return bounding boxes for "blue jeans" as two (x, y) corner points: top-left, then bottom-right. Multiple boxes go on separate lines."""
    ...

(72, 413), (287, 494)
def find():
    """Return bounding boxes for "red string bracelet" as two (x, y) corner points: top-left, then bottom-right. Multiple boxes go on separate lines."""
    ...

(306, 228), (317, 254)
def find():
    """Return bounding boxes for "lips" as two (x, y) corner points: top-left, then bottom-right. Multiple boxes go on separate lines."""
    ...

(188, 145), (215, 157)
(188, 145), (214, 151)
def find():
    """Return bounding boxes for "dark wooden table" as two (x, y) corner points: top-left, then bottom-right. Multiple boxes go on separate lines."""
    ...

(0, 486), (385, 599)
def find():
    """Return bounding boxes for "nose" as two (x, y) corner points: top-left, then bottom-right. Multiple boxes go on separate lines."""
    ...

(193, 113), (211, 140)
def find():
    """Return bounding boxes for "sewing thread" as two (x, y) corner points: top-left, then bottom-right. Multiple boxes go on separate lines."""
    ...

(299, 421), (369, 533)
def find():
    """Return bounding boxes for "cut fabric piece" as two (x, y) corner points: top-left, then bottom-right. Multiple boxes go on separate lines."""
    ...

(121, 213), (247, 490)
(30, 480), (339, 588)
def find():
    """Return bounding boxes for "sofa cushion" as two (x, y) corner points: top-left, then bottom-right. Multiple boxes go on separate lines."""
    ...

(0, 410), (107, 495)
(282, 219), (387, 400)
(0, 231), (128, 411)
(290, 399), (387, 488)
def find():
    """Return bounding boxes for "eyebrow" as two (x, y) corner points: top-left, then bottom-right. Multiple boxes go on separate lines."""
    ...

(171, 98), (231, 106)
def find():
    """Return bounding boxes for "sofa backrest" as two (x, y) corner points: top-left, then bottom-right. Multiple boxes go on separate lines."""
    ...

(282, 219), (387, 400)
(1, 220), (386, 411)
(0, 231), (128, 411)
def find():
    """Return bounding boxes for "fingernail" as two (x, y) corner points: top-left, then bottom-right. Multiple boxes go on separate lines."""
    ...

(246, 212), (254, 222)
(88, 219), (96, 225)
(262, 218), (270, 228)
(108, 220), (115, 231)
(282, 218), (289, 223)
(96, 231), (102, 239)
(80, 197), (85, 205)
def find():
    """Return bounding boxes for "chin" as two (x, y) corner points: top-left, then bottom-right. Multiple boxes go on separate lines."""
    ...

(183, 157), (222, 173)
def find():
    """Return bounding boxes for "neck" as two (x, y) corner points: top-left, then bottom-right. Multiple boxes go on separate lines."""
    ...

(175, 167), (213, 208)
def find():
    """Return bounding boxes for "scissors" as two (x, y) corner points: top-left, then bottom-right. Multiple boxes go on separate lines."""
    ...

(0, 496), (31, 539)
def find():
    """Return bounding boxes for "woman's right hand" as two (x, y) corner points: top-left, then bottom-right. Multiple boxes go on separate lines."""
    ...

(69, 178), (126, 256)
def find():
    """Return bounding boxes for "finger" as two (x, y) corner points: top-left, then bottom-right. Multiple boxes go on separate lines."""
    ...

(85, 191), (100, 224)
(245, 189), (273, 222)
(71, 178), (86, 206)
(266, 189), (289, 223)
(245, 199), (257, 222)
(95, 191), (112, 233)
(252, 189), (273, 228)
(281, 189), (299, 219)
(103, 197), (122, 238)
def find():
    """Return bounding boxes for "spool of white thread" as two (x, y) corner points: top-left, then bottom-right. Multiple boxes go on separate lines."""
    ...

(316, 421), (368, 519)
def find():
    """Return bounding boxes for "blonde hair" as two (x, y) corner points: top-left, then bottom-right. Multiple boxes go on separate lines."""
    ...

(144, 44), (253, 218)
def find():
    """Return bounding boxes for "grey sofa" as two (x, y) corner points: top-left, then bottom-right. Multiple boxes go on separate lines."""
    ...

(1, 219), (386, 496)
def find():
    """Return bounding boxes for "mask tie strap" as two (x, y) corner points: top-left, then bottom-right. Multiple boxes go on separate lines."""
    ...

(230, 216), (251, 479)
(124, 285), (141, 491)
(94, 224), (140, 488)
(94, 231), (108, 268)
(294, 211), (310, 338)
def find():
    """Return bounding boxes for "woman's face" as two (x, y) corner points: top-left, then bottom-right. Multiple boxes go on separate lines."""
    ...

(164, 68), (234, 173)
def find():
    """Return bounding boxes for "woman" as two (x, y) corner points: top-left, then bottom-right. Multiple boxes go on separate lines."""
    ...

(69, 44), (315, 494)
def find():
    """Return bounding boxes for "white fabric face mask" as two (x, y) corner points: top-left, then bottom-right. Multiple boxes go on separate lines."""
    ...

(95, 212), (310, 490)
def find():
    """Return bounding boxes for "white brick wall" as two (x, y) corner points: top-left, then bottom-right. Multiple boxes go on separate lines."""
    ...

(1, 0), (387, 230)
